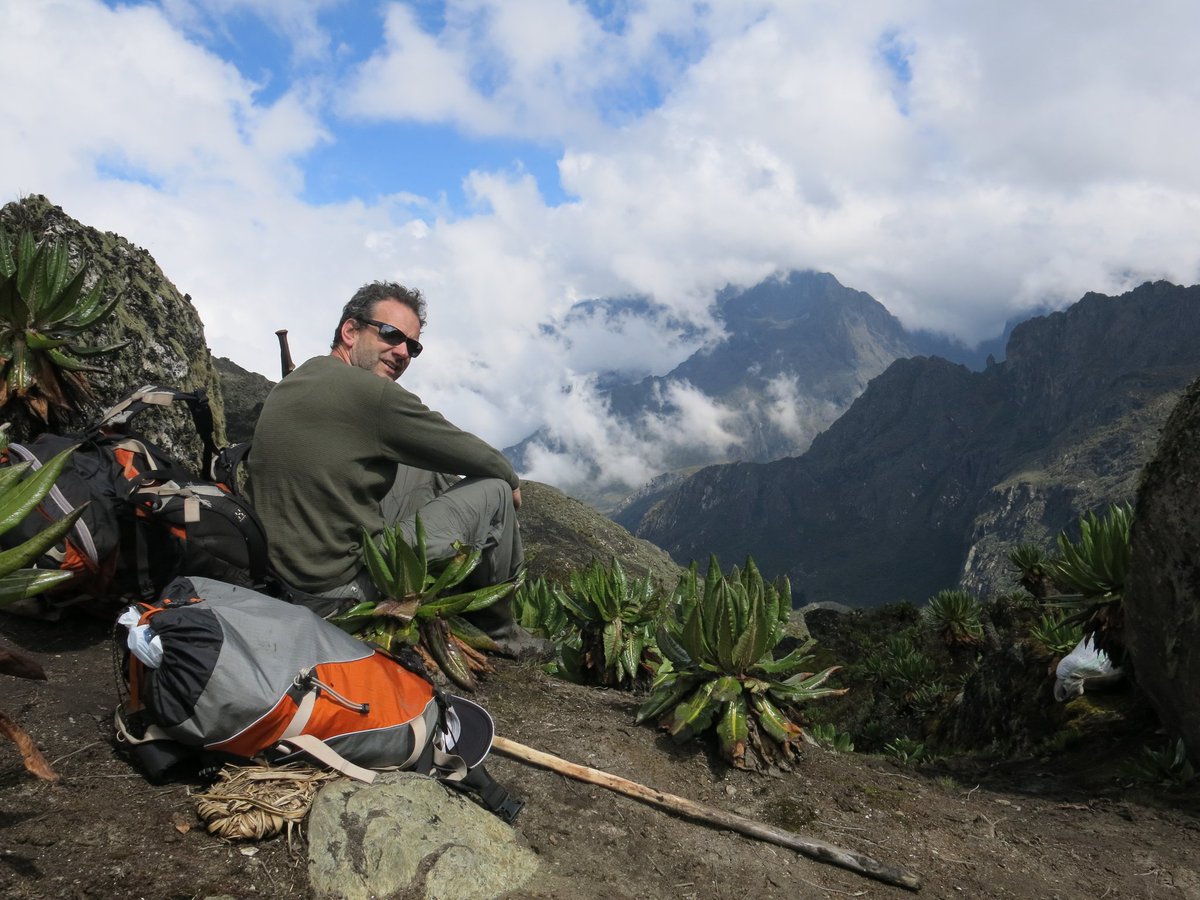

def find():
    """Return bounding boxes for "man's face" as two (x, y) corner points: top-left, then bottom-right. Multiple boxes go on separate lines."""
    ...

(341, 298), (423, 381)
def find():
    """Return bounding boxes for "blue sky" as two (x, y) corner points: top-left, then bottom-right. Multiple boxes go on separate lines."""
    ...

(4, 0), (1200, 495)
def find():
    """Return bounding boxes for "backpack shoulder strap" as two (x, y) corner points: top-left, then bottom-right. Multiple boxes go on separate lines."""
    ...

(91, 384), (219, 476)
(275, 734), (379, 784)
(210, 441), (252, 494)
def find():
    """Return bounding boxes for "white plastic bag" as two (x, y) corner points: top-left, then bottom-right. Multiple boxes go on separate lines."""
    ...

(1053, 636), (1118, 701)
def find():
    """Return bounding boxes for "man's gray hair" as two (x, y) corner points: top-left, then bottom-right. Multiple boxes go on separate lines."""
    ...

(332, 281), (427, 349)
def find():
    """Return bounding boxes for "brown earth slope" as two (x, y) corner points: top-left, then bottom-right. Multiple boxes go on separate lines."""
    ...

(2, 611), (1198, 900)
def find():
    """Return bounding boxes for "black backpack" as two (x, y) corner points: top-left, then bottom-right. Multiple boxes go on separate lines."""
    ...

(0, 384), (268, 613)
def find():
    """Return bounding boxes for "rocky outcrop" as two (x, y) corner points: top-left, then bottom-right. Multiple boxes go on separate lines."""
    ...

(518, 480), (683, 590)
(630, 281), (1200, 606)
(1125, 376), (1200, 766)
(213, 356), (273, 443)
(0, 195), (225, 469)
(307, 772), (540, 899)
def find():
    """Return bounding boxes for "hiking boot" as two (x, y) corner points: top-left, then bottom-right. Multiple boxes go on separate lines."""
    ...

(466, 597), (555, 662)
(487, 624), (555, 663)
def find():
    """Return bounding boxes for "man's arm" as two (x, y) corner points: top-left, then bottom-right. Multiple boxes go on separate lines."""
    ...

(375, 378), (520, 489)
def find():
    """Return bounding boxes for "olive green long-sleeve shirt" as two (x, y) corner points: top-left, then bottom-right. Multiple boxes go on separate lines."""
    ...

(248, 355), (518, 592)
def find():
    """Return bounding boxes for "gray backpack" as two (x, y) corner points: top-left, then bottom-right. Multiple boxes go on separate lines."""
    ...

(115, 576), (522, 821)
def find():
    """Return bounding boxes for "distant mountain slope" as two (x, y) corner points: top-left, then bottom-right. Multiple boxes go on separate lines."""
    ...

(626, 281), (1200, 605)
(508, 271), (968, 509)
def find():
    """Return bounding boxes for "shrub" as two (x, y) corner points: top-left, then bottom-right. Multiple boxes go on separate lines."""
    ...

(1028, 610), (1084, 656)
(923, 589), (983, 646)
(1047, 502), (1133, 659)
(637, 555), (845, 771)
(554, 558), (666, 687)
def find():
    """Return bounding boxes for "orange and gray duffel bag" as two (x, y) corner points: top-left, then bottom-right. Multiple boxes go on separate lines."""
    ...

(114, 575), (522, 821)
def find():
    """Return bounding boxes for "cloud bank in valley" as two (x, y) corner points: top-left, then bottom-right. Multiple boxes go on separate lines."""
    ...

(2, 0), (1198, 497)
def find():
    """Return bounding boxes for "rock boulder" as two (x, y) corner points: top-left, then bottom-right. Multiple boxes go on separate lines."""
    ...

(306, 772), (539, 900)
(0, 195), (225, 467)
(1125, 375), (1200, 765)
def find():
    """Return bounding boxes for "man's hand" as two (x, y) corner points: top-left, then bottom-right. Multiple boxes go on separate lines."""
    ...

(512, 487), (522, 510)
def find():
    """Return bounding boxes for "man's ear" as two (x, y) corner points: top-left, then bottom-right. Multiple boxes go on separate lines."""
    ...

(339, 317), (359, 349)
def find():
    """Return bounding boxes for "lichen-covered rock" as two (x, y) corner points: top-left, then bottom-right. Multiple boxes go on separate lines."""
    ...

(0, 195), (224, 470)
(307, 772), (539, 900)
(1125, 375), (1200, 766)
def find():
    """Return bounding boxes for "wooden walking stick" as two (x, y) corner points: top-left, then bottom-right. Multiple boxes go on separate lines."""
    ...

(492, 736), (922, 892)
(275, 329), (296, 378)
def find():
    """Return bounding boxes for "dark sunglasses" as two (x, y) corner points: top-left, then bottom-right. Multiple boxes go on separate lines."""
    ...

(356, 317), (423, 357)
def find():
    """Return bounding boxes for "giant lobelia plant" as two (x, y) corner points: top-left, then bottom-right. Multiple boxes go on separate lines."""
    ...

(554, 558), (667, 688)
(637, 555), (845, 771)
(1047, 502), (1133, 660)
(331, 514), (518, 690)
(0, 435), (85, 781)
(0, 229), (125, 423)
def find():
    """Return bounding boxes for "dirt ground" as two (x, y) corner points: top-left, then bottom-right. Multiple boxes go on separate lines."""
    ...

(2, 612), (1199, 900)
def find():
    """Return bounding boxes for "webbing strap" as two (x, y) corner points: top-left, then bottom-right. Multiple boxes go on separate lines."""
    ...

(113, 708), (173, 746)
(93, 384), (219, 477)
(130, 482), (203, 523)
(402, 714), (430, 770)
(280, 691), (317, 740)
(276, 734), (378, 784)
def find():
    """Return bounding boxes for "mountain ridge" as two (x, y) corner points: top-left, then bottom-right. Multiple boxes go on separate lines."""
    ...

(624, 280), (1200, 605)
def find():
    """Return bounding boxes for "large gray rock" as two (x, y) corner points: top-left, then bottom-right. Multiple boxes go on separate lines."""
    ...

(0, 195), (225, 467)
(307, 772), (539, 900)
(212, 355), (274, 443)
(1125, 375), (1200, 766)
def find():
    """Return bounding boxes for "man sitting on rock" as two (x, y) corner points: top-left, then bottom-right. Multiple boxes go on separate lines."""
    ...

(249, 280), (550, 659)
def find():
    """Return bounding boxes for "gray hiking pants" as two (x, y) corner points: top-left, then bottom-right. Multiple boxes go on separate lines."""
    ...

(315, 465), (523, 637)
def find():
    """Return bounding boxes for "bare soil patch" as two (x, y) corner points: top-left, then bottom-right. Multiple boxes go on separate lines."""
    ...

(3, 612), (1199, 899)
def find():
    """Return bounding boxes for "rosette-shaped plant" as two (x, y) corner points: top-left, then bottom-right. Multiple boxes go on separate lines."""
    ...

(512, 575), (575, 644)
(637, 555), (845, 771)
(1048, 502), (1133, 660)
(922, 589), (983, 647)
(0, 230), (125, 422)
(555, 558), (667, 687)
(332, 515), (518, 690)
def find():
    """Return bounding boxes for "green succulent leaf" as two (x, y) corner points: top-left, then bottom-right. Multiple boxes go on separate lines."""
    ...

(0, 568), (76, 606)
(752, 641), (816, 677)
(716, 695), (749, 766)
(655, 622), (694, 669)
(447, 615), (501, 652)
(666, 678), (721, 743)
(710, 674), (742, 703)
(0, 504), (85, 577)
(635, 674), (698, 724)
(360, 527), (397, 598)
(420, 617), (475, 691)
(769, 666), (847, 703)
(0, 447), (78, 539)
(752, 694), (802, 744)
